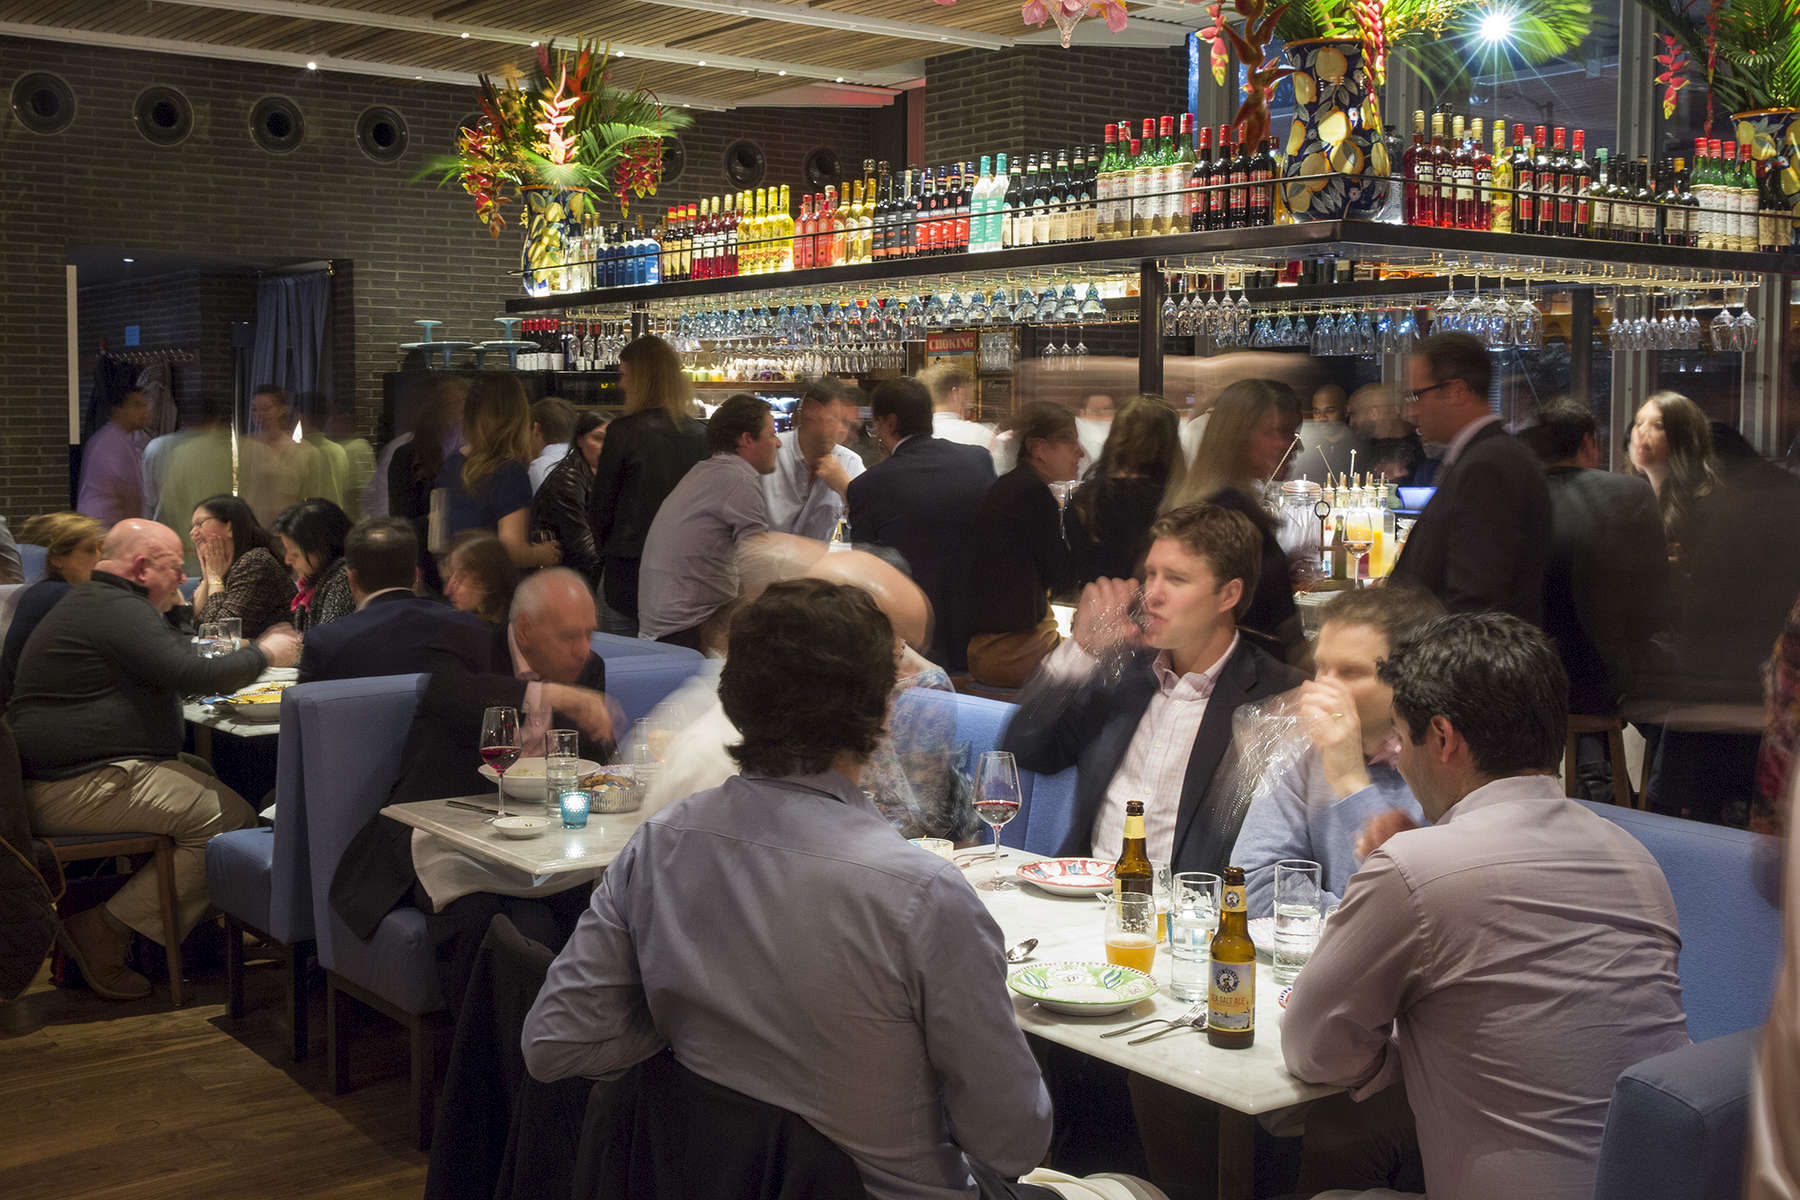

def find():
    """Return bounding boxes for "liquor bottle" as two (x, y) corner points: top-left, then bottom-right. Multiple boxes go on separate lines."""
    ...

(1450, 115), (1474, 229)
(679, 204), (696, 281)
(1632, 156), (1656, 245)
(641, 215), (662, 285)
(814, 187), (834, 267)
(1174, 114), (1196, 236)
(1570, 130), (1592, 236)
(1251, 136), (1277, 227)
(968, 154), (993, 252)
(845, 179), (865, 265)
(691, 198), (710, 280)
(1047, 148), (1070, 243)
(920, 168), (941, 255)
(718, 192), (735, 276)
(1692, 139), (1715, 250)
(1025, 154), (1047, 246)
(1146, 115), (1172, 235)
(834, 183), (854, 264)
(1229, 123), (1252, 229)
(1585, 149), (1611, 241)
(1402, 110), (1427, 225)
(1507, 124), (1531, 233)
(1656, 157), (1680, 246)
(1730, 136), (1753, 252)
(775, 184), (795, 271)
(742, 189), (762, 274)
(1427, 112), (1451, 226)
(1133, 119), (1158, 236)
(794, 194), (814, 271)
(947, 162), (965, 252)
(1488, 121), (1511, 233)
(1208, 866), (1255, 1050)
(1209, 124), (1231, 231)
(1002, 157), (1023, 248)
(1079, 145), (1099, 240)
(1714, 138), (1735, 251)
(1527, 127), (1551, 235)
(1113, 800), (1153, 898)
(1096, 124), (1119, 239)
(661, 207), (678, 282)
(1677, 154), (1701, 247)
(1470, 119), (1493, 231)
(948, 162), (968, 253)
(1549, 127), (1573, 236)
(1191, 123), (1214, 232)
(1011, 155), (1032, 247)
(709, 194), (726, 278)
(872, 165), (893, 261)
(862, 159), (880, 262)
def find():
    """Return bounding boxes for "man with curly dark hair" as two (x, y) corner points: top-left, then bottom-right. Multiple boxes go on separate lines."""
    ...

(524, 578), (1074, 1199)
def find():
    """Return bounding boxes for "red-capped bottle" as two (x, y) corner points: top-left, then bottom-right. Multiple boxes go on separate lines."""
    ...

(1210, 124), (1231, 231)
(1402, 109), (1427, 225)
(1532, 126), (1554, 235)
(1191, 123), (1213, 232)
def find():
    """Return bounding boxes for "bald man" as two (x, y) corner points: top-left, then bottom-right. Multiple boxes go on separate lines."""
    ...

(11, 519), (302, 999)
(634, 546), (976, 843)
(330, 567), (618, 1010)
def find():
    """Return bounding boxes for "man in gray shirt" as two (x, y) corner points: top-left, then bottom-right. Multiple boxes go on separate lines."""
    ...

(636, 393), (778, 648)
(523, 578), (1056, 1199)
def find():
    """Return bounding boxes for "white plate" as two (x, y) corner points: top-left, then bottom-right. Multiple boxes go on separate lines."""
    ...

(1007, 961), (1159, 1016)
(1248, 916), (1275, 956)
(492, 815), (553, 839)
(479, 756), (603, 799)
(1015, 857), (1116, 896)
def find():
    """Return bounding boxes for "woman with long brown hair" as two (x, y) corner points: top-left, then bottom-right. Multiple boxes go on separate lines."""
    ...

(587, 334), (707, 634)
(1, 512), (104, 707)
(1627, 390), (1718, 564)
(1070, 395), (1186, 583)
(437, 374), (560, 571)
(1165, 378), (1304, 664)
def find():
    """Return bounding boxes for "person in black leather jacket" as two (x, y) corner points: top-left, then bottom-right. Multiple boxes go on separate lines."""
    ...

(532, 411), (608, 584)
(587, 336), (707, 633)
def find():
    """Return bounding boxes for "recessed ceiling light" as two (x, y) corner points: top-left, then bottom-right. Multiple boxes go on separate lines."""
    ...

(777, 70), (786, 76)
(697, 60), (707, 66)
(835, 76), (845, 82)
(460, 31), (470, 38)
(305, 60), (317, 69)
(122, 257), (135, 263)
(530, 40), (539, 47)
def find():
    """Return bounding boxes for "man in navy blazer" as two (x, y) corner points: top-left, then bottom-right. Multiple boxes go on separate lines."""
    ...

(1004, 504), (1305, 878)
(846, 377), (996, 672)
(297, 517), (492, 683)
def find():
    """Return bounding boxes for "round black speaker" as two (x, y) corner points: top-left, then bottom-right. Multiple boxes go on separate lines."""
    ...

(803, 147), (841, 190)
(723, 138), (767, 188)
(133, 85), (194, 146)
(10, 71), (76, 135)
(355, 105), (408, 162)
(248, 95), (304, 154)
(660, 136), (687, 184)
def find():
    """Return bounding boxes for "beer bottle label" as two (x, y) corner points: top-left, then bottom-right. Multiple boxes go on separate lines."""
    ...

(1208, 960), (1254, 1031)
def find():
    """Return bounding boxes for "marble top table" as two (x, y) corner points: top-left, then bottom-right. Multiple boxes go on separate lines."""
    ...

(381, 796), (654, 877)
(182, 666), (296, 740)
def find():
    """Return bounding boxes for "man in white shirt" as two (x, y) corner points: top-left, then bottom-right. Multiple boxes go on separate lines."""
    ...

(918, 362), (997, 454)
(527, 397), (577, 492)
(1004, 502), (1305, 875)
(763, 378), (864, 541)
(1283, 613), (1689, 1200)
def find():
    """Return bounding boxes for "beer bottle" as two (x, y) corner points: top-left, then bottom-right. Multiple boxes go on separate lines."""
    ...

(1113, 800), (1153, 898)
(1208, 865), (1256, 1049)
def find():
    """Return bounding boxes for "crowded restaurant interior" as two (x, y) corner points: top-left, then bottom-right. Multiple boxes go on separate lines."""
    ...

(5, 1), (1800, 1198)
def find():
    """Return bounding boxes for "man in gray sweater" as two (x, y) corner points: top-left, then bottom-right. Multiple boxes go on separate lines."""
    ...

(10, 520), (300, 998)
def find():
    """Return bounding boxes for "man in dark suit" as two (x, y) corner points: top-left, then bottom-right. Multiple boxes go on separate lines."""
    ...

(1388, 332), (1552, 625)
(297, 516), (491, 683)
(1004, 503), (1306, 878)
(330, 567), (617, 1009)
(847, 377), (996, 672)
(1524, 401), (1669, 717)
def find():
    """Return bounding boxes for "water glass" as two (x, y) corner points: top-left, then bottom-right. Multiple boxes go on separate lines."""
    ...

(1273, 859), (1323, 985)
(1102, 892), (1157, 975)
(215, 617), (242, 652)
(1168, 871), (1221, 1002)
(544, 728), (580, 817)
(195, 623), (224, 658)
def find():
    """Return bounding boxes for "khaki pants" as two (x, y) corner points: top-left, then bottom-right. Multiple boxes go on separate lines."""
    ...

(968, 616), (1062, 690)
(27, 759), (256, 944)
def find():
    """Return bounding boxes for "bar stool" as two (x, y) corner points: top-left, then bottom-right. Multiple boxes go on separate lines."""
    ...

(45, 833), (184, 1005)
(1563, 715), (1636, 810)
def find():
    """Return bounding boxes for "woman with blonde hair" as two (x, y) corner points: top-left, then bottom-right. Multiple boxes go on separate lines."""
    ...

(1627, 390), (1718, 565)
(1166, 378), (1305, 663)
(2, 512), (105, 706)
(1070, 395), (1186, 583)
(588, 334), (708, 633)
(436, 373), (560, 571)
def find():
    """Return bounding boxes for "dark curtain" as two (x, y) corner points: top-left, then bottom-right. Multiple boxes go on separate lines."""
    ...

(249, 271), (332, 423)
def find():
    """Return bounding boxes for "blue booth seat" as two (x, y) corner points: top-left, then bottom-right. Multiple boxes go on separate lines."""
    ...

(19, 543), (46, 584)
(589, 632), (706, 727)
(1594, 1028), (1762, 1200)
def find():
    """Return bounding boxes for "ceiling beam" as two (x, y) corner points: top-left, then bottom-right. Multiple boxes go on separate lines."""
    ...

(0, 21), (733, 109)
(148, 0), (918, 86)
(620, 0), (1011, 51)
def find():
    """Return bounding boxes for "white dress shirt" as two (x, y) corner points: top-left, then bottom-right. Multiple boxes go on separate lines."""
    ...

(1440, 412), (1503, 469)
(528, 443), (568, 493)
(762, 429), (864, 540)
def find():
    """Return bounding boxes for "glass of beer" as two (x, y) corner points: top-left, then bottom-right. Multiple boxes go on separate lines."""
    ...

(1102, 892), (1158, 974)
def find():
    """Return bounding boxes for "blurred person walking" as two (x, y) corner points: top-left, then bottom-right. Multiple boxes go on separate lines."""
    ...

(437, 374), (560, 571)
(76, 390), (150, 527)
(1070, 397), (1185, 584)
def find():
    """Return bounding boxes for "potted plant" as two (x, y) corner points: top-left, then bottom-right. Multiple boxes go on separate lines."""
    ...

(421, 42), (689, 293)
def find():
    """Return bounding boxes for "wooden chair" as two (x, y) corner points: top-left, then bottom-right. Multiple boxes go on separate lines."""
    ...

(1563, 715), (1637, 810)
(45, 833), (184, 1005)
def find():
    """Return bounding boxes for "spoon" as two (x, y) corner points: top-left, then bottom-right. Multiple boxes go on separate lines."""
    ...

(1004, 938), (1038, 963)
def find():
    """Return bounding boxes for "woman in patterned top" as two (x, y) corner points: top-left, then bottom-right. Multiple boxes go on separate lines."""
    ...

(273, 498), (355, 631)
(189, 494), (295, 638)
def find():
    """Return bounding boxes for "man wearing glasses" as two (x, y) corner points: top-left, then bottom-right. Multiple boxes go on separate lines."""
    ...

(1387, 331), (1551, 625)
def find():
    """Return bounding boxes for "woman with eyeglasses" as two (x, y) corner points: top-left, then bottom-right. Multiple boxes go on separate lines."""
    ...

(190, 494), (296, 638)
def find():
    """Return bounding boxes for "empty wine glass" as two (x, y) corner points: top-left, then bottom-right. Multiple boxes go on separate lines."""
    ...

(1734, 305), (1759, 352)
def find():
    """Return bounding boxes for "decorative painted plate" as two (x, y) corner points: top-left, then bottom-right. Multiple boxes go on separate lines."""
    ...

(205, 681), (294, 722)
(1007, 961), (1159, 1016)
(1015, 857), (1115, 895)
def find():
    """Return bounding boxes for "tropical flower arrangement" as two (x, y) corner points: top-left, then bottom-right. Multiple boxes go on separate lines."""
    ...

(1637, 0), (1800, 125)
(421, 41), (690, 237)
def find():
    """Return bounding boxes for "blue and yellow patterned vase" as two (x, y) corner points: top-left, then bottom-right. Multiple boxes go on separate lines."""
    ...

(1732, 108), (1800, 251)
(520, 185), (575, 296)
(1280, 38), (1390, 222)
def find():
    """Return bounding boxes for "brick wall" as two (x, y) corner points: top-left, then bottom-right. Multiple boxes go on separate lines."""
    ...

(0, 37), (881, 522)
(922, 45), (1189, 167)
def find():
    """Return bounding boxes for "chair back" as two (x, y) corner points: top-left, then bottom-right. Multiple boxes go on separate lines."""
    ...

(0, 583), (23, 646)
(18, 544), (46, 585)
(294, 674), (428, 975)
(1581, 801), (1783, 1042)
(266, 690), (316, 943)
(590, 634), (709, 727)
(589, 632), (703, 662)
(1592, 1028), (1761, 1200)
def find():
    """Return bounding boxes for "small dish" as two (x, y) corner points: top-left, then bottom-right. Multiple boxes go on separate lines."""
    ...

(1007, 961), (1159, 1016)
(479, 756), (603, 800)
(1016, 857), (1116, 896)
(492, 815), (553, 839)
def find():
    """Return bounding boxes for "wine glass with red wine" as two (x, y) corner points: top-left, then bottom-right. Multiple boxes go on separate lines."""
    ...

(479, 706), (521, 819)
(973, 750), (1022, 892)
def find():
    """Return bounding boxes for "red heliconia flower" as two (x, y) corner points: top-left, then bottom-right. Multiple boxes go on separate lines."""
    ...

(1655, 34), (1691, 121)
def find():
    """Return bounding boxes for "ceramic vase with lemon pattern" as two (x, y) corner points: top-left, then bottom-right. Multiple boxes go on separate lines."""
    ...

(520, 185), (586, 296)
(1280, 38), (1390, 222)
(1732, 108), (1800, 252)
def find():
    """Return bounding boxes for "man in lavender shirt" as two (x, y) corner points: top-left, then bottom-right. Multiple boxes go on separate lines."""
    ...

(1283, 614), (1689, 1200)
(522, 579), (1060, 1200)
(77, 390), (150, 526)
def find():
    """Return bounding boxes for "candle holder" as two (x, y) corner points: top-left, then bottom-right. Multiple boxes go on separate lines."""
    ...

(558, 789), (591, 830)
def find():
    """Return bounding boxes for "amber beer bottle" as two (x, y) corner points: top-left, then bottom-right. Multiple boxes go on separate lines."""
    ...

(1208, 866), (1256, 1049)
(1113, 800), (1153, 898)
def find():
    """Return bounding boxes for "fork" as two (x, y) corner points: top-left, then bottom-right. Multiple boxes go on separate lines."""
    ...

(1128, 1003), (1209, 1045)
(1101, 1000), (1205, 1040)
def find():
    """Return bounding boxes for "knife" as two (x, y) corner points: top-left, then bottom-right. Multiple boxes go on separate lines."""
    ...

(446, 800), (502, 816)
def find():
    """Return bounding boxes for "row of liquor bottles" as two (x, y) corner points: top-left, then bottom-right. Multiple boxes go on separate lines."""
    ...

(1401, 112), (1792, 252)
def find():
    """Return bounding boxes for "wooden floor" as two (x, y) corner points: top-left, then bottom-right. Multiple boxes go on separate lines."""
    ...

(0, 952), (427, 1199)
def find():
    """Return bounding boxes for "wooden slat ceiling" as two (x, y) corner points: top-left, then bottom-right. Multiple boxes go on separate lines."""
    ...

(0, 0), (1191, 108)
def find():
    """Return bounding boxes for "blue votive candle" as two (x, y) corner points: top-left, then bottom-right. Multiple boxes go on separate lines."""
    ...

(559, 789), (591, 829)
